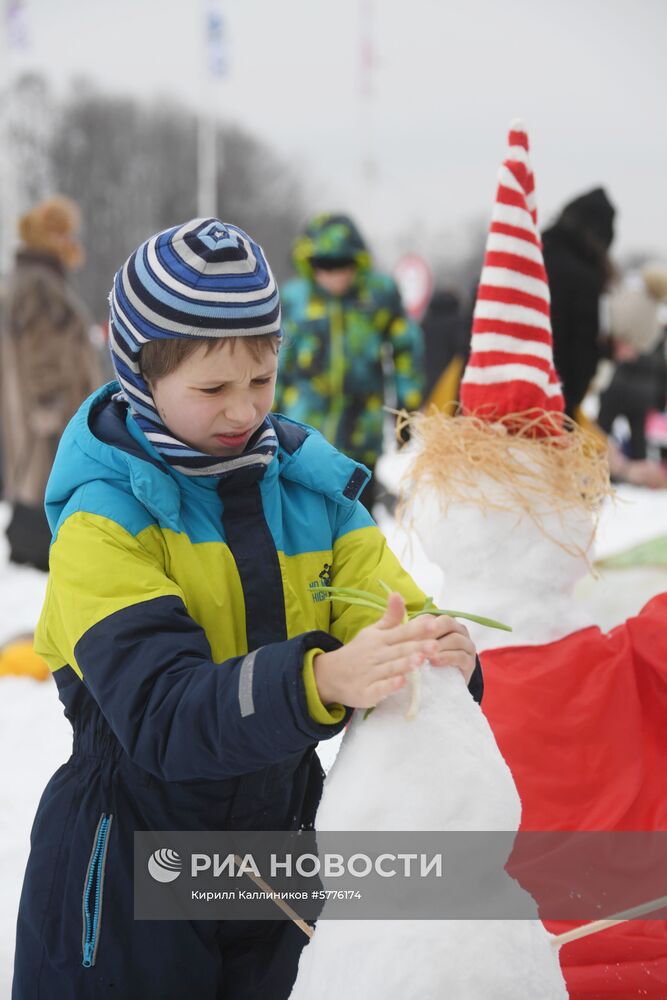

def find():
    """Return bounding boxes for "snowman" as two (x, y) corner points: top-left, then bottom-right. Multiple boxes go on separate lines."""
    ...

(398, 361), (667, 1000)
(379, 129), (667, 996)
(289, 124), (571, 1000)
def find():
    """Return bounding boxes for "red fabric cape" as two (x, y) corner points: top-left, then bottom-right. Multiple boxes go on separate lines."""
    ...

(481, 593), (667, 999)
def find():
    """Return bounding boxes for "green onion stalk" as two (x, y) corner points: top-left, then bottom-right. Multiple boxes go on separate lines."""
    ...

(319, 582), (511, 720)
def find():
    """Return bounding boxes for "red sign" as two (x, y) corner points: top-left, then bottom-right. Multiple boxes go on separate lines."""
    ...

(393, 254), (433, 320)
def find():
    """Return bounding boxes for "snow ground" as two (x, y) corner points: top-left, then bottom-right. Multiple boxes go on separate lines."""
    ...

(0, 505), (71, 992)
(1, 489), (666, 993)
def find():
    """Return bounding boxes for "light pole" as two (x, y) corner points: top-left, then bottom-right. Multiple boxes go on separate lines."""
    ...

(197, 0), (228, 220)
(358, 0), (377, 235)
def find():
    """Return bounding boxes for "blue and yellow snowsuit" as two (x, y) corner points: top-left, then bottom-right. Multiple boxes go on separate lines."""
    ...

(274, 215), (425, 469)
(12, 382), (485, 1000)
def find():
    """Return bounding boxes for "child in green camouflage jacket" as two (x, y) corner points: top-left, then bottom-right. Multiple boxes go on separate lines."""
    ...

(275, 214), (424, 511)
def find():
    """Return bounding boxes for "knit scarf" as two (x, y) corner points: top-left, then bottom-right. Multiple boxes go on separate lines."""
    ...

(113, 384), (278, 480)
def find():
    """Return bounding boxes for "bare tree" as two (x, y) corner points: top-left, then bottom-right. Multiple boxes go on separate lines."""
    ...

(0, 73), (55, 270)
(50, 82), (306, 319)
(8, 73), (55, 211)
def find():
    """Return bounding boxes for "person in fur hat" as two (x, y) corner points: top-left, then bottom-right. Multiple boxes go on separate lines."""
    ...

(0, 195), (102, 570)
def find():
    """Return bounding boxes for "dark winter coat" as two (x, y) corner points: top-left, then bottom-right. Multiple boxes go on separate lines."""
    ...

(598, 339), (667, 459)
(420, 289), (469, 402)
(542, 188), (615, 417)
(12, 383), (482, 999)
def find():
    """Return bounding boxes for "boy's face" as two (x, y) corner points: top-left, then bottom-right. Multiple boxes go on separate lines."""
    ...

(312, 265), (357, 297)
(149, 340), (278, 457)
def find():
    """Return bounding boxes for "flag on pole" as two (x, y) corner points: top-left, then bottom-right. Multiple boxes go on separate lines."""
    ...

(359, 0), (374, 99)
(6, 0), (29, 50)
(206, 1), (228, 78)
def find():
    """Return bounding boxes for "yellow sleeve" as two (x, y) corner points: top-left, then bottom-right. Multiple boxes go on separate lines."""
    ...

(329, 522), (427, 646)
(302, 648), (346, 724)
(35, 510), (181, 676)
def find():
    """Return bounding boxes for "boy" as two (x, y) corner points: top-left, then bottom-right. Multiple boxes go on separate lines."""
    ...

(12, 219), (481, 1000)
(275, 213), (424, 513)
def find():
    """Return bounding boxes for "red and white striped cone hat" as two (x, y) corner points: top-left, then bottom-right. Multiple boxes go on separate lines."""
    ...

(460, 120), (565, 428)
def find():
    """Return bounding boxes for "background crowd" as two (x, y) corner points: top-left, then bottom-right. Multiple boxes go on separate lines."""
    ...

(1, 180), (666, 571)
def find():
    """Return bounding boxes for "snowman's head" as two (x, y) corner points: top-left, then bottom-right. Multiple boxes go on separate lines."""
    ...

(409, 473), (595, 596)
(401, 412), (610, 599)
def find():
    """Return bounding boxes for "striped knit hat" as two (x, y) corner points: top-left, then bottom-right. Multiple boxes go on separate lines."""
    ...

(460, 121), (564, 428)
(109, 218), (282, 477)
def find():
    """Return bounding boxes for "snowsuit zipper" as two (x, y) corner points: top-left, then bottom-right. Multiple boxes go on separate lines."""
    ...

(82, 812), (113, 968)
(324, 299), (346, 445)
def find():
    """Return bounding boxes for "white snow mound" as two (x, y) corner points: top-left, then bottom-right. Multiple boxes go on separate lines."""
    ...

(316, 666), (520, 832)
(291, 668), (568, 999)
(291, 918), (566, 1000)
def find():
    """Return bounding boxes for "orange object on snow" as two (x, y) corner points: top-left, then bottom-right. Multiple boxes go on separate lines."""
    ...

(0, 639), (50, 681)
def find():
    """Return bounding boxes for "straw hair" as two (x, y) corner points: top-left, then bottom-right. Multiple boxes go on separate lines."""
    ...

(397, 407), (612, 556)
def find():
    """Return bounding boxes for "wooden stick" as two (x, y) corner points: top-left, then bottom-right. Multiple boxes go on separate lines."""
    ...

(405, 666), (421, 720)
(552, 892), (667, 948)
(402, 609), (422, 721)
(233, 855), (314, 939)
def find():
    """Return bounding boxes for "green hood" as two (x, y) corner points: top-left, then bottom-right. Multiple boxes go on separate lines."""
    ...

(293, 213), (372, 279)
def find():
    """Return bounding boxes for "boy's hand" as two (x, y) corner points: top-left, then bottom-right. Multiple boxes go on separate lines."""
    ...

(313, 592), (477, 709)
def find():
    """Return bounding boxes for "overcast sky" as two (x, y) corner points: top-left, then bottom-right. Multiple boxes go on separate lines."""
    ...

(4, 0), (666, 266)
